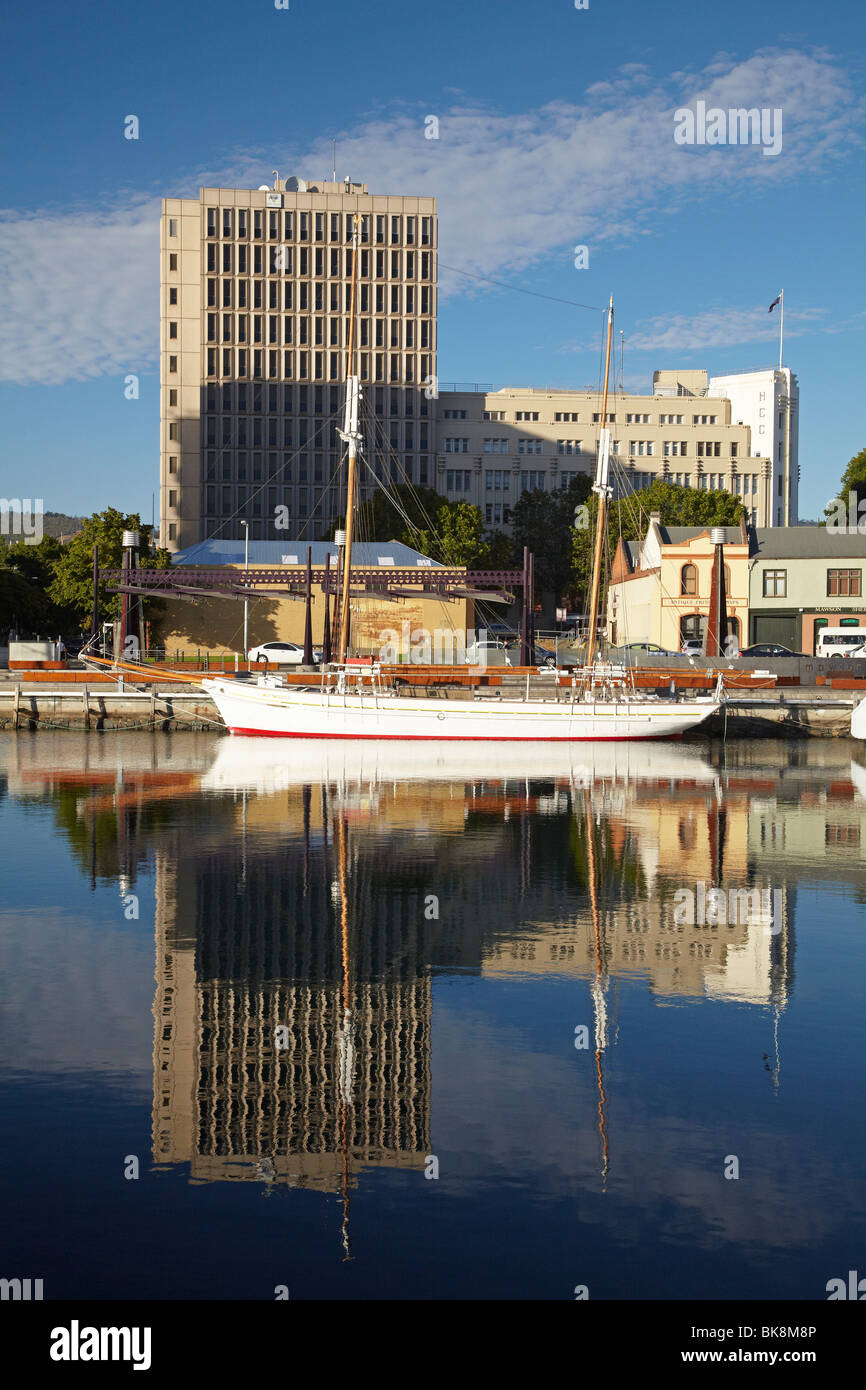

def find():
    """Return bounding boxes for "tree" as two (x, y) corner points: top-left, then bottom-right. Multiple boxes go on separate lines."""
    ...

(826, 446), (866, 521)
(0, 536), (71, 636)
(509, 476), (592, 600)
(335, 484), (507, 569)
(332, 484), (444, 543)
(48, 509), (170, 630)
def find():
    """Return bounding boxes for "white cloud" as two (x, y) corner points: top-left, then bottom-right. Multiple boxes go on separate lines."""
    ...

(0, 200), (159, 386)
(0, 47), (861, 385)
(626, 305), (828, 353)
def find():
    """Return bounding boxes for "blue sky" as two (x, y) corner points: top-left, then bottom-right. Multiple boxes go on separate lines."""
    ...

(1, 0), (864, 524)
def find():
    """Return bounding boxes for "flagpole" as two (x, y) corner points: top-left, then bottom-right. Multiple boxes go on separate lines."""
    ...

(778, 289), (784, 372)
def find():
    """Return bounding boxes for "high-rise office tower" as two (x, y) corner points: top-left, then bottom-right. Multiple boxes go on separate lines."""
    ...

(160, 178), (437, 552)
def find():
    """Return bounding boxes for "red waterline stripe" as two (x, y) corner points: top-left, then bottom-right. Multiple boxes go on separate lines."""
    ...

(228, 726), (685, 742)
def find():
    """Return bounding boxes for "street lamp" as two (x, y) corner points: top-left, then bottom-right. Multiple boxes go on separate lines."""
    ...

(240, 521), (249, 661)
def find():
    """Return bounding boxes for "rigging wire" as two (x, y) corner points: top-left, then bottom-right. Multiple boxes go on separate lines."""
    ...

(437, 260), (605, 314)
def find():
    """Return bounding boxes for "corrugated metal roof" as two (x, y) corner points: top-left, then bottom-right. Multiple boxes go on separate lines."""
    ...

(750, 528), (866, 558)
(172, 538), (444, 568)
(655, 526), (866, 557)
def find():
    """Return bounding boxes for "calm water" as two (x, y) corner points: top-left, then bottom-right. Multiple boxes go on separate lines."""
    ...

(1, 729), (864, 1301)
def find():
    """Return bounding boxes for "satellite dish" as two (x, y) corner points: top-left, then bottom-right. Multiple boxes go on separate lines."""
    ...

(258, 184), (270, 191)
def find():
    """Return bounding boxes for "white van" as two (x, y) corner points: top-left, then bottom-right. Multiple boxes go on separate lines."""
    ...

(816, 627), (866, 659)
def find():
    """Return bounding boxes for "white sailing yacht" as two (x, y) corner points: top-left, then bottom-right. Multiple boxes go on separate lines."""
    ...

(203, 240), (720, 742)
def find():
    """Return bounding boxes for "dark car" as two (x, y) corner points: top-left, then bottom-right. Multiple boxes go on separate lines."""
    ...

(740, 643), (800, 658)
(531, 645), (557, 669)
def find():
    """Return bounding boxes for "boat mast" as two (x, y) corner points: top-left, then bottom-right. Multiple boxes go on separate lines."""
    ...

(338, 216), (362, 664)
(585, 296), (614, 669)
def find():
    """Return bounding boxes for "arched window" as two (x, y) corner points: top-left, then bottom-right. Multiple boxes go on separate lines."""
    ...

(681, 563), (697, 596)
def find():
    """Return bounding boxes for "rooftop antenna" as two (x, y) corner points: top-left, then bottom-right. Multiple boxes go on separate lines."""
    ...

(619, 330), (624, 390)
(272, 168), (279, 189)
(332, 139), (337, 183)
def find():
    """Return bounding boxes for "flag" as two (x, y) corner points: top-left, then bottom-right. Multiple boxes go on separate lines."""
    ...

(768, 294), (782, 313)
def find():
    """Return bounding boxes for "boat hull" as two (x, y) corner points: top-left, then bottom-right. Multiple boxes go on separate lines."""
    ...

(201, 678), (719, 742)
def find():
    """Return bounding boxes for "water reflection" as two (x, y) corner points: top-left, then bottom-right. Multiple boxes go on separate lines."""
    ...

(3, 732), (866, 1285)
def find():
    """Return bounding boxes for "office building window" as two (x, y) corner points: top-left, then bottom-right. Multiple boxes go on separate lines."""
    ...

(520, 471), (546, 491)
(763, 569), (787, 597)
(445, 470), (472, 492)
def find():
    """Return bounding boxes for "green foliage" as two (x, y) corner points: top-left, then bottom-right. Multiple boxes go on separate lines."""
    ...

(826, 447), (866, 520)
(0, 536), (70, 634)
(48, 509), (170, 629)
(0, 559), (56, 634)
(509, 476), (592, 600)
(338, 484), (508, 568)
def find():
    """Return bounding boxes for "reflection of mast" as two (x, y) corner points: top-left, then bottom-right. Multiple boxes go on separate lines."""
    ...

(335, 810), (355, 1261)
(584, 790), (609, 1182)
(770, 1003), (782, 1093)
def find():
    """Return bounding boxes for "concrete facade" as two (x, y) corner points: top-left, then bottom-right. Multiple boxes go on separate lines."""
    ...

(435, 369), (778, 529)
(161, 179), (437, 551)
(707, 368), (799, 527)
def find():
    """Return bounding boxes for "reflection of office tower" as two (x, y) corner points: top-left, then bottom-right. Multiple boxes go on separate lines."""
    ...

(153, 848), (198, 1168)
(152, 836), (431, 1190)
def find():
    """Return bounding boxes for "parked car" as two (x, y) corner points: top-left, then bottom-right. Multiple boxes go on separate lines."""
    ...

(739, 643), (800, 658)
(622, 641), (676, 657)
(529, 644), (558, 669)
(680, 638), (704, 656)
(465, 638), (513, 666)
(248, 640), (322, 665)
